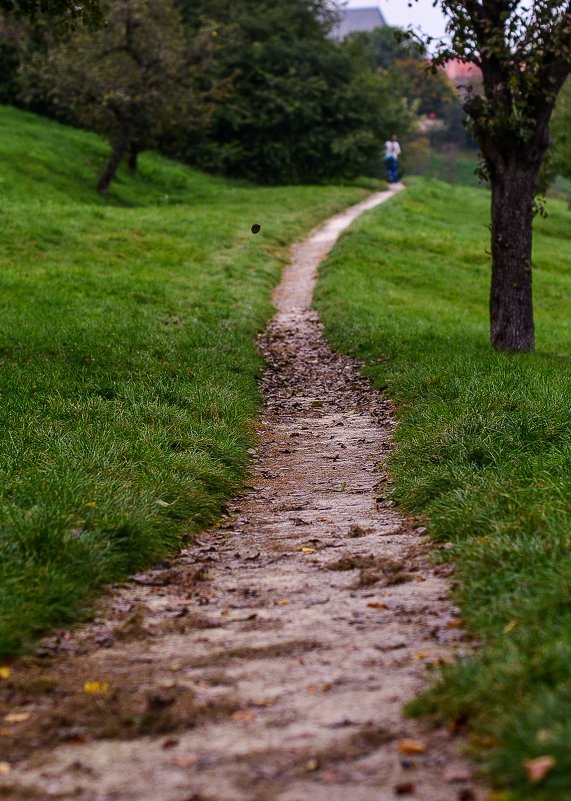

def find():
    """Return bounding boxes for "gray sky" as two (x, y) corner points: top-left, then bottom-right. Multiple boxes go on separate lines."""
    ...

(341, 0), (449, 41)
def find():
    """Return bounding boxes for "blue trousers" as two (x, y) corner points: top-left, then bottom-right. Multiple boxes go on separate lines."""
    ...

(385, 156), (398, 183)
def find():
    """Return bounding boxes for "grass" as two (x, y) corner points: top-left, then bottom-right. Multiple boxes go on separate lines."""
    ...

(419, 147), (484, 187)
(0, 103), (376, 658)
(314, 178), (571, 800)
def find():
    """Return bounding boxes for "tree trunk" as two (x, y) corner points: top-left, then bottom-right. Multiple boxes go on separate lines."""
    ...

(97, 125), (134, 195)
(489, 165), (536, 352)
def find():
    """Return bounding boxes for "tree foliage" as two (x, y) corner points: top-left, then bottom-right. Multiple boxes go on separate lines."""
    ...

(170, 0), (414, 183)
(0, 0), (103, 29)
(414, 1), (571, 352)
(18, 0), (216, 193)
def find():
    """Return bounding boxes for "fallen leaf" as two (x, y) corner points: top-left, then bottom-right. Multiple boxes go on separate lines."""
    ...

(162, 738), (179, 749)
(414, 652), (430, 660)
(503, 620), (518, 633)
(398, 739), (427, 754)
(367, 602), (386, 609)
(305, 758), (319, 772)
(277, 599), (290, 605)
(458, 790), (476, 801)
(3, 712), (30, 723)
(253, 698), (274, 707)
(231, 710), (255, 722)
(220, 609), (230, 617)
(86, 501), (96, 507)
(489, 793), (510, 801)
(301, 547), (316, 554)
(172, 755), (199, 768)
(83, 681), (109, 694)
(0, 667), (10, 679)
(446, 619), (465, 629)
(0, 762), (10, 775)
(523, 755), (556, 783)
(414, 575), (425, 582)
(394, 782), (415, 795)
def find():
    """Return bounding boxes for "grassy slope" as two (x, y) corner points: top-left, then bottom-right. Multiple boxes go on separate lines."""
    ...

(0, 104), (374, 657)
(314, 178), (570, 800)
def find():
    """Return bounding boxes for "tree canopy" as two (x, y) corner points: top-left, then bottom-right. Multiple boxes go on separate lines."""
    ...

(18, 0), (214, 193)
(169, 0), (415, 183)
(0, 0), (103, 28)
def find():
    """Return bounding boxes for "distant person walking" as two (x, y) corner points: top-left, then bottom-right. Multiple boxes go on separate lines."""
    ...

(384, 135), (401, 183)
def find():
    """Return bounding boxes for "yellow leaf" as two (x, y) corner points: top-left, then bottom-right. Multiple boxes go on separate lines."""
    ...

(253, 698), (274, 707)
(367, 602), (386, 609)
(277, 599), (290, 605)
(3, 712), (30, 723)
(83, 681), (109, 694)
(503, 620), (518, 633)
(301, 547), (316, 554)
(414, 652), (430, 660)
(414, 575), (425, 582)
(0, 667), (10, 679)
(398, 739), (427, 754)
(231, 710), (255, 722)
(86, 501), (96, 507)
(305, 758), (319, 772)
(523, 755), (556, 783)
(0, 762), (11, 775)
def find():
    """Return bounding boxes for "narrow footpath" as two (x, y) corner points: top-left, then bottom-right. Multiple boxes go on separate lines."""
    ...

(0, 186), (482, 801)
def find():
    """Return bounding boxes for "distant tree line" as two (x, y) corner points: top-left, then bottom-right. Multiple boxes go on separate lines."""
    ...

(0, 0), (468, 191)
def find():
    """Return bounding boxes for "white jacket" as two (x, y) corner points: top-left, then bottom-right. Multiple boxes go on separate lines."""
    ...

(384, 140), (401, 159)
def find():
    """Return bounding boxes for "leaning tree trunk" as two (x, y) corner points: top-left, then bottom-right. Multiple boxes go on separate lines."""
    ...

(489, 163), (537, 352)
(128, 143), (138, 172)
(97, 124), (134, 195)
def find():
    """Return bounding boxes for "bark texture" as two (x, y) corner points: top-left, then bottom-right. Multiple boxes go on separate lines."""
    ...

(97, 124), (134, 195)
(489, 165), (537, 352)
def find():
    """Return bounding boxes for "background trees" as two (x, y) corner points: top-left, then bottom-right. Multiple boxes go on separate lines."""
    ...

(169, 0), (414, 183)
(18, 0), (216, 194)
(0, 0), (103, 28)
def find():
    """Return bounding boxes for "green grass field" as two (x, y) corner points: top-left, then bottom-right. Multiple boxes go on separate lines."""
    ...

(0, 104), (375, 658)
(314, 178), (570, 800)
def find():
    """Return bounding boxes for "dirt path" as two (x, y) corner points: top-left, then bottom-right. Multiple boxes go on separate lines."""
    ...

(0, 186), (482, 801)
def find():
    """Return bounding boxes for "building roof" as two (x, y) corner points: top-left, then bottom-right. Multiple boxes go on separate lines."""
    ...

(330, 7), (387, 39)
(443, 59), (482, 82)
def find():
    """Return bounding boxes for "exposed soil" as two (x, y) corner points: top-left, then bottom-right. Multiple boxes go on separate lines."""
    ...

(0, 186), (483, 801)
